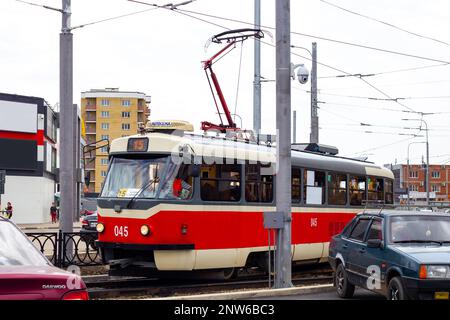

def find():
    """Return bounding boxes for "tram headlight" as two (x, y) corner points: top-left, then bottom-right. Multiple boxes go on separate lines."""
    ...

(140, 224), (151, 236)
(96, 223), (105, 233)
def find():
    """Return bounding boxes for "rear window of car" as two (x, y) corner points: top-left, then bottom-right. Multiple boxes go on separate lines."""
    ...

(0, 221), (48, 266)
(348, 218), (371, 241)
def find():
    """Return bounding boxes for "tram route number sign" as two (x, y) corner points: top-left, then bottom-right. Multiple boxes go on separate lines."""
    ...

(0, 170), (5, 195)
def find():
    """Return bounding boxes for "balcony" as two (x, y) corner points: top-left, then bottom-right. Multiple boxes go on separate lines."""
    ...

(85, 105), (97, 111)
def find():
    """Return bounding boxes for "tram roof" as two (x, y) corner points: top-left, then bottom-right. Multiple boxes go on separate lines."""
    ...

(109, 131), (394, 179)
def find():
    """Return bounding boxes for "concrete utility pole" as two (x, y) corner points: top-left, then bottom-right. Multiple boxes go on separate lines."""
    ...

(310, 42), (318, 144)
(59, 0), (75, 234)
(404, 118), (430, 205)
(253, 0), (261, 134)
(293, 110), (297, 143)
(407, 141), (426, 209)
(275, 0), (292, 289)
(424, 120), (430, 206)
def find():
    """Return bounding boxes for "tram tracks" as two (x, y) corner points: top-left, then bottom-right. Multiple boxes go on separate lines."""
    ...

(84, 267), (334, 299)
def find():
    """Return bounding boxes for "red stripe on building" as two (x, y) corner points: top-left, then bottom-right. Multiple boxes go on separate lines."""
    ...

(0, 130), (45, 146)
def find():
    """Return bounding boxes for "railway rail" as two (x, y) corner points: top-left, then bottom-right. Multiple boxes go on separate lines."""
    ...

(84, 266), (334, 299)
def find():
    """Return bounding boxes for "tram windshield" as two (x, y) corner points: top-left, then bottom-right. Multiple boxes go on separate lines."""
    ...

(100, 156), (193, 200)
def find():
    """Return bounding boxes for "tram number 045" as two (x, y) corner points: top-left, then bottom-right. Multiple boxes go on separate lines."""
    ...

(114, 225), (129, 237)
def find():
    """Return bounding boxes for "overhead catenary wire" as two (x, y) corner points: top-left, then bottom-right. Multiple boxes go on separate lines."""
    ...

(347, 136), (419, 157)
(319, 0), (450, 47)
(162, 6), (424, 114)
(320, 127), (422, 137)
(172, 7), (450, 65)
(127, 0), (450, 116)
(319, 62), (450, 79)
(318, 78), (450, 91)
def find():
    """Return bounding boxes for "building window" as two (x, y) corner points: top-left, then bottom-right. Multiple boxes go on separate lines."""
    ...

(101, 134), (109, 140)
(101, 158), (108, 165)
(122, 100), (131, 107)
(349, 176), (366, 206)
(304, 170), (325, 205)
(122, 123), (131, 130)
(409, 184), (418, 192)
(101, 171), (107, 177)
(432, 184), (440, 192)
(432, 171), (440, 179)
(409, 171), (418, 178)
(122, 111), (131, 118)
(101, 146), (108, 153)
(245, 163), (273, 203)
(101, 111), (109, 118)
(101, 123), (109, 130)
(101, 99), (110, 106)
(328, 173), (347, 205)
(200, 164), (241, 201)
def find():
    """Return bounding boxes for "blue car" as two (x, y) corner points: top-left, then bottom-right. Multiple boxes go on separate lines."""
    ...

(329, 210), (450, 300)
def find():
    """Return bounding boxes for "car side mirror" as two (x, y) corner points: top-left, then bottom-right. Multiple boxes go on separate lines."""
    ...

(367, 239), (384, 249)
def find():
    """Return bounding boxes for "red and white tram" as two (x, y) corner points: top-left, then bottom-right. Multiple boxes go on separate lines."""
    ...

(95, 120), (394, 277)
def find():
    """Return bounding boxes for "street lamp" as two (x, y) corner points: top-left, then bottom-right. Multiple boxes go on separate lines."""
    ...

(403, 118), (430, 205)
(406, 141), (426, 209)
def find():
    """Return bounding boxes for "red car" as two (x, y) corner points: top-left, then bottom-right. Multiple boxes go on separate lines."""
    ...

(0, 216), (89, 300)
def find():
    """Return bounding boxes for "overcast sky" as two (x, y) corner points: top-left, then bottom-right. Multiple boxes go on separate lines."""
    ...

(1, 0), (449, 166)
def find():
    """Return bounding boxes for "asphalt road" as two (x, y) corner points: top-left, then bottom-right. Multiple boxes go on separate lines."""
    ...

(252, 288), (385, 300)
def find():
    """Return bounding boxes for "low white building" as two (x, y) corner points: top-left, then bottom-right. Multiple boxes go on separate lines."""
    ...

(0, 93), (58, 224)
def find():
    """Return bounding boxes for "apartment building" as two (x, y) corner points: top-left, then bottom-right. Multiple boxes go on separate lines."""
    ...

(81, 88), (151, 195)
(387, 164), (450, 204)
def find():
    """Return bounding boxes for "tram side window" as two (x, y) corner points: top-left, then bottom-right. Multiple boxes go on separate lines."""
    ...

(385, 179), (394, 204)
(292, 168), (301, 203)
(159, 163), (194, 200)
(368, 176), (384, 202)
(246, 163), (274, 203)
(328, 173), (347, 205)
(350, 176), (366, 206)
(304, 170), (325, 205)
(200, 164), (241, 201)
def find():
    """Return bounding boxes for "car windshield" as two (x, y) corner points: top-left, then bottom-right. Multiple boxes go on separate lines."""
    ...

(389, 215), (450, 243)
(100, 156), (193, 200)
(0, 221), (49, 266)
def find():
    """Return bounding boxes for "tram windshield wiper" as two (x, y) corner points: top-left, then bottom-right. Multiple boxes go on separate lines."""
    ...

(125, 178), (158, 209)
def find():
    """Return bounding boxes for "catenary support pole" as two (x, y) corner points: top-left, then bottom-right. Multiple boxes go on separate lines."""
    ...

(293, 110), (297, 143)
(275, 0), (292, 289)
(253, 0), (261, 134)
(310, 42), (318, 144)
(59, 0), (75, 235)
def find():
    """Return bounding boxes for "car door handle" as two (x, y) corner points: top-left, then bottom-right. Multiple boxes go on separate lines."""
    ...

(359, 248), (366, 253)
(342, 244), (348, 249)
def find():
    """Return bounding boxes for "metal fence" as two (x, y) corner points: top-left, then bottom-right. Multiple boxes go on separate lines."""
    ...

(26, 231), (103, 267)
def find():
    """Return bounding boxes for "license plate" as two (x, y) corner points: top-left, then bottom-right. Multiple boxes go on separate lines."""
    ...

(90, 222), (98, 227)
(434, 292), (449, 300)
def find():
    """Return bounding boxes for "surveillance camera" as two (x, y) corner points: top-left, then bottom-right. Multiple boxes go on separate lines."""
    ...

(296, 64), (309, 84)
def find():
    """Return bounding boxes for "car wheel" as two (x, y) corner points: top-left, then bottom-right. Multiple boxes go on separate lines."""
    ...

(388, 277), (408, 300)
(335, 263), (355, 298)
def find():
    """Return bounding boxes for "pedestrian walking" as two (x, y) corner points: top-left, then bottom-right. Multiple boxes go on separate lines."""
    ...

(5, 202), (13, 219)
(50, 202), (58, 224)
